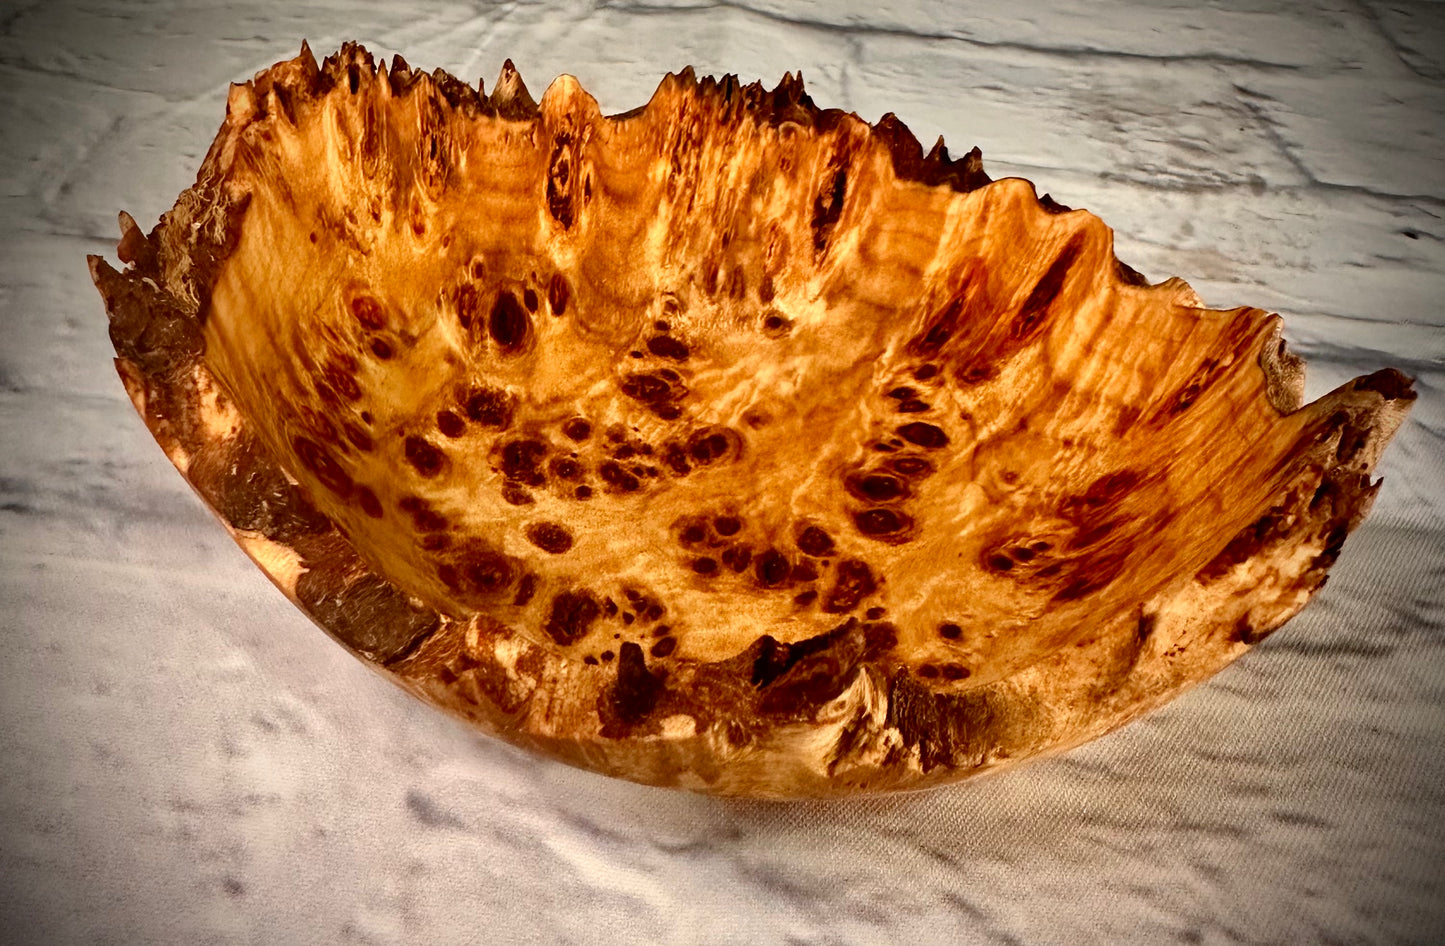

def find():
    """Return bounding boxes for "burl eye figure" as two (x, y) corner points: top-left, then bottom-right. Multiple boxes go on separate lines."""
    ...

(91, 43), (1414, 797)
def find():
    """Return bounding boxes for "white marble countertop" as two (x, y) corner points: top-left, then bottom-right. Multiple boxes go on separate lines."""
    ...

(2, 1), (1442, 943)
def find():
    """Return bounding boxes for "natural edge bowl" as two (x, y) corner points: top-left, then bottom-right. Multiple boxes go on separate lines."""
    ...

(89, 42), (1416, 798)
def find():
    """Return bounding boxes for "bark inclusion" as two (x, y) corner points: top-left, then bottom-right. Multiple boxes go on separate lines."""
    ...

(88, 42), (1415, 797)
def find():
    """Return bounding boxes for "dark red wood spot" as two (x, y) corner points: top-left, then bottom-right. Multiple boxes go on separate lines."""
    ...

(404, 497), (440, 528)
(810, 166), (848, 251)
(888, 456), (934, 478)
(561, 417), (592, 441)
(621, 373), (669, 400)
(351, 296), (387, 330)
(599, 462), (640, 492)
(489, 290), (530, 351)
(823, 559), (876, 613)
(758, 274), (775, 303)
(909, 322), (952, 358)
(435, 410), (465, 438)
(549, 457), (581, 481)
(464, 386), (513, 429)
(356, 485), (383, 518)
(646, 335), (691, 361)
(343, 422), (373, 452)
(896, 422), (948, 448)
(544, 590), (600, 645)
(501, 483), (534, 505)
(755, 550), (791, 587)
(547, 273), (571, 316)
(462, 551), (515, 596)
(1015, 233), (1084, 339)
(985, 552), (1015, 573)
(845, 472), (908, 503)
(455, 283), (479, 330)
(687, 427), (738, 465)
(662, 443), (691, 476)
(546, 134), (577, 228)
(292, 436), (353, 498)
(525, 522), (574, 554)
(326, 364), (361, 402)
(404, 436), (444, 477)
(796, 525), (834, 557)
(500, 439), (548, 486)
(513, 573), (538, 607)
(854, 508), (912, 540)
(722, 546), (752, 573)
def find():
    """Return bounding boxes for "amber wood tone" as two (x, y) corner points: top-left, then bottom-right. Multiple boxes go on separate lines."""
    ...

(89, 43), (1414, 797)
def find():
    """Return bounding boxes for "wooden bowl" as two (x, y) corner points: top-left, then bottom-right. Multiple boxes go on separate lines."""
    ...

(89, 43), (1415, 797)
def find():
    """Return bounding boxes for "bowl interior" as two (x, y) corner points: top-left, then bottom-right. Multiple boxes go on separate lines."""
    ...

(197, 62), (1336, 685)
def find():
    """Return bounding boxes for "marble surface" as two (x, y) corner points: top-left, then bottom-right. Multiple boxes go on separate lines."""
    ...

(2, 1), (1444, 943)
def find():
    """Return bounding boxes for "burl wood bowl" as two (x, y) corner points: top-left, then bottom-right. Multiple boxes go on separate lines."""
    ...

(89, 43), (1415, 798)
